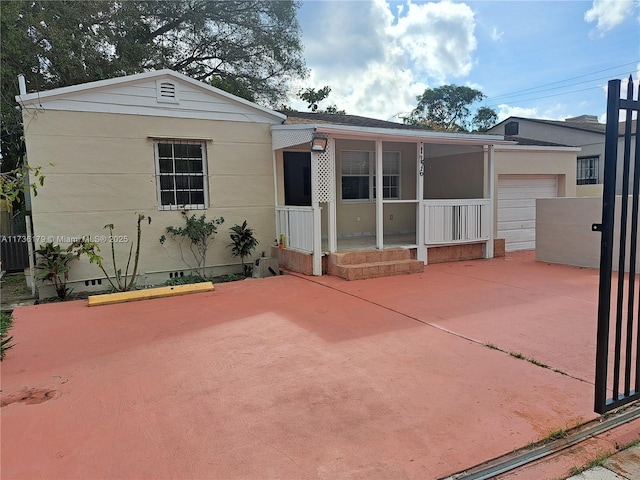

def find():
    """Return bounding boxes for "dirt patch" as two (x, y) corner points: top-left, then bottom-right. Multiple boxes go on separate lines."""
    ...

(0, 273), (34, 311)
(1, 387), (60, 407)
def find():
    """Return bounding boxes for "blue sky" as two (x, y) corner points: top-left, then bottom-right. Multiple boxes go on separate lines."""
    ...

(291, 0), (640, 123)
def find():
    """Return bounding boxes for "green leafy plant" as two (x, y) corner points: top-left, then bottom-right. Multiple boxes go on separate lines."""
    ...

(160, 213), (224, 279)
(35, 242), (80, 299)
(228, 221), (259, 276)
(76, 214), (149, 292)
(0, 163), (52, 203)
(1, 312), (15, 360)
(163, 274), (208, 286)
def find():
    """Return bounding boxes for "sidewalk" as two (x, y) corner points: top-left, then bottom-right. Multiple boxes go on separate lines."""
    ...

(566, 443), (640, 480)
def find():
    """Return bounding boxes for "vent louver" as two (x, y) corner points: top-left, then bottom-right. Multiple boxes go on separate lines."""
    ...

(156, 80), (179, 103)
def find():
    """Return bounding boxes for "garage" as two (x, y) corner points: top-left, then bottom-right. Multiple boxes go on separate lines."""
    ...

(498, 175), (558, 252)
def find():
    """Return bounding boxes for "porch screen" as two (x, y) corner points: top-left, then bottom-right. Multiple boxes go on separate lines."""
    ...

(341, 151), (370, 200)
(341, 151), (400, 200)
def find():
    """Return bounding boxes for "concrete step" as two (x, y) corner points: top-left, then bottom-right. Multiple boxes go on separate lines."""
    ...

(328, 249), (423, 280)
(330, 248), (413, 266)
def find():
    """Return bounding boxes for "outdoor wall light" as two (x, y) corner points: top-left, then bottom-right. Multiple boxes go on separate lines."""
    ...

(310, 135), (328, 153)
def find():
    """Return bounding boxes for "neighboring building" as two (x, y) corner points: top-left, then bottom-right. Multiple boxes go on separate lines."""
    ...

(15, 70), (579, 291)
(488, 115), (637, 197)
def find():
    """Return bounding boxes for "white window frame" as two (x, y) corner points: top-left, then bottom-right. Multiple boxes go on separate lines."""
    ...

(154, 140), (209, 211)
(340, 150), (401, 202)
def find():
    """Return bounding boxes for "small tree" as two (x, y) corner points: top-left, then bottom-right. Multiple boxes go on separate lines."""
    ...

(404, 85), (496, 132)
(160, 213), (224, 279)
(228, 221), (259, 276)
(35, 242), (79, 299)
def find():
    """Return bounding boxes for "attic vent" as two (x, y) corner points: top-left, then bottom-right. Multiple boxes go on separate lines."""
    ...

(156, 80), (179, 104)
(505, 121), (519, 136)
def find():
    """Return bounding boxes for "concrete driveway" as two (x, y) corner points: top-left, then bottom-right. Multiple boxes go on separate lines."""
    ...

(1, 251), (605, 479)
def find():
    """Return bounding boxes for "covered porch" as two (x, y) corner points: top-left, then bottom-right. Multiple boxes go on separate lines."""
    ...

(271, 122), (510, 277)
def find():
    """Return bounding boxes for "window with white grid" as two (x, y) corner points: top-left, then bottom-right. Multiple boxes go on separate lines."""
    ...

(341, 150), (400, 201)
(577, 155), (599, 185)
(155, 140), (208, 210)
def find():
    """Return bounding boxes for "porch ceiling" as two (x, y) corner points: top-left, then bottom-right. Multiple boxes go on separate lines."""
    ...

(272, 123), (515, 151)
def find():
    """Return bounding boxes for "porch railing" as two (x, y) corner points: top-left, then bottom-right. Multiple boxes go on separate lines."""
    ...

(275, 206), (314, 253)
(423, 199), (490, 244)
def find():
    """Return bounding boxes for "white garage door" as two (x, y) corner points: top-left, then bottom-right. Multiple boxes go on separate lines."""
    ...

(498, 175), (558, 252)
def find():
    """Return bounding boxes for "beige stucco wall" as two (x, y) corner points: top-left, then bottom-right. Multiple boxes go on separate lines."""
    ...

(577, 184), (604, 197)
(536, 196), (639, 272)
(24, 109), (276, 287)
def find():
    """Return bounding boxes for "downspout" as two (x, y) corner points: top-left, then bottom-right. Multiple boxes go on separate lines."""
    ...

(272, 149), (279, 243)
(18, 74), (36, 295)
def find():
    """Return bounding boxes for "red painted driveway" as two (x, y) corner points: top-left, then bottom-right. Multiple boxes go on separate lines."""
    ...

(1, 252), (607, 479)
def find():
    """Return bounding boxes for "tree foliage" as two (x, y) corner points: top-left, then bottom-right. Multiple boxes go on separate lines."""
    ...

(404, 85), (497, 132)
(1, 0), (307, 172)
(296, 86), (345, 114)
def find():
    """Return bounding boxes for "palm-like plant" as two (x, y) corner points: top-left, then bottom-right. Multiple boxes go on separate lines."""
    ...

(228, 221), (259, 276)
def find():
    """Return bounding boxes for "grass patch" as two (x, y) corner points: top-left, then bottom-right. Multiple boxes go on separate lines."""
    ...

(1, 311), (15, 360)
(485, 343), (559, 374)
(547, 428), (568, 441)
(528, 358), (549, 368)
(569, 438), (640, 476)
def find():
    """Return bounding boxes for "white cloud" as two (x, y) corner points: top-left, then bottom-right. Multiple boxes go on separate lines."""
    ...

(584, 0), (636, 35)
(490, 26), (504, 42)
(294, 0), (478, 120)
(388, 0), (477, 81)
(496, 103), (578, 122)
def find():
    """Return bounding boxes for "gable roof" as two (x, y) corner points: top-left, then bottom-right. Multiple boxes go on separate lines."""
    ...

(504, 136), (571, 147)
(492, 116), (636, 137)
(282, 111), (428, 131)
(492, 116), (606, 135)
(16, 69), (286, 124)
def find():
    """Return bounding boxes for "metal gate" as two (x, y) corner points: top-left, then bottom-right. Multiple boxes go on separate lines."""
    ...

(593, 76), (640, 414)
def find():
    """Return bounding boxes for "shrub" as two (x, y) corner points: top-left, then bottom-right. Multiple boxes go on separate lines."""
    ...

(160, 213), (224, 279)
(1, 312), (15, 360)
(35, 242), (79, 299)
(228, 221), (259, 276)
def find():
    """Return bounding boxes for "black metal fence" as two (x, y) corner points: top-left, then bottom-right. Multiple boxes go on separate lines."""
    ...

(0, 211), (30, 273)
(593, 76), (640, 413)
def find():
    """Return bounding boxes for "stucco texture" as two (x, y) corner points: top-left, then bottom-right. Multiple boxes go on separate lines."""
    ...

(24, 110), (276, 286)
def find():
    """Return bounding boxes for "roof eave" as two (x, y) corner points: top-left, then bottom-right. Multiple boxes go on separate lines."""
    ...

(272, 123), (513, 145)
(15, 69), (286, 121)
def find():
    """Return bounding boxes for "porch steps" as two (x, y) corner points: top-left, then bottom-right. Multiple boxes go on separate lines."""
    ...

(328, 248), (423, 281)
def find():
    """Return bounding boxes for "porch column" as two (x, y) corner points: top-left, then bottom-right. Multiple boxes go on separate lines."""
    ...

(375, 139), (383, 249)
(485, 144), (495, 259)
(416, 142), (427, 263)
(313, 202), (322, 275)
(327, 138), (337, 253)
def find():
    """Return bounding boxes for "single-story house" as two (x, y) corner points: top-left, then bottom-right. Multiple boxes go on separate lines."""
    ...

(15, 70), (579, 290)
(488, 115), (638, 197)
